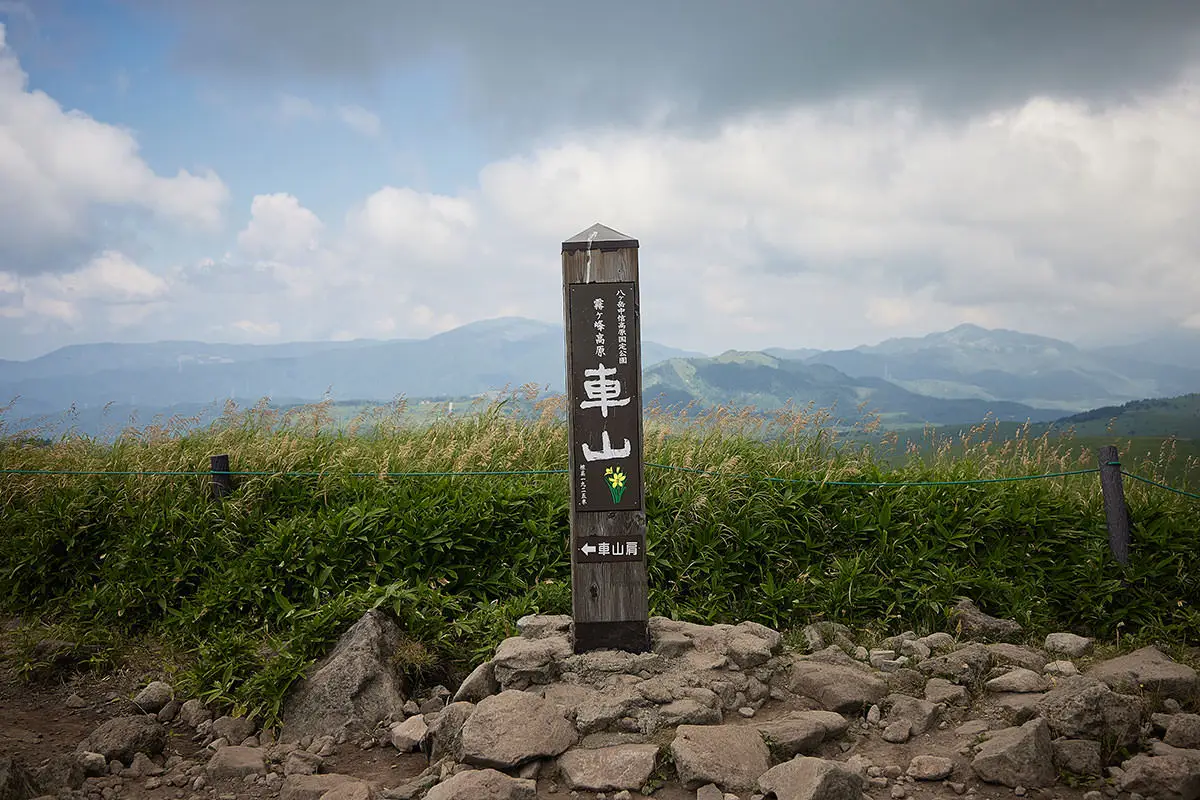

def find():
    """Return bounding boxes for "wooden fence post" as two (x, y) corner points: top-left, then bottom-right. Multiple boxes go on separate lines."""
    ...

(1098, 445), (1130, 565)
(562, 223), (650, 654)
(210, 454), (233, 500)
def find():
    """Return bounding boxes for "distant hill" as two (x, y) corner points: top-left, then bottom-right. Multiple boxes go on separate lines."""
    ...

(780, 324), (1200, 412)
(1049, 393), (1200, 439)
(643, 350), (1060, 426)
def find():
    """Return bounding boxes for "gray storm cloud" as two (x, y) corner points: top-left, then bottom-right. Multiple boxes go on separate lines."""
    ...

(147, 0), (1200, 134)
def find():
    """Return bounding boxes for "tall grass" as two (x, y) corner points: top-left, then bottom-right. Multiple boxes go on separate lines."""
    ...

(1, 392), (1197, 723)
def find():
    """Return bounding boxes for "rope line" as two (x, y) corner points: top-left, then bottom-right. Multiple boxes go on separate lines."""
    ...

(1, 464), (1195, 497)
(1121, 470), (1200, 500)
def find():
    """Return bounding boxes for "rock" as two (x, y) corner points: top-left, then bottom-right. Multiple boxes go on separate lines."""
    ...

(986, 668), (1050, 694)
(460, 690), (577, 768)
(884, 694), (939, 735)
(452, 661), (499, 703)
(1052, 738), (1102, 777)
(284, 751), (323, 776)
(211, 716), (256, 745)
(726, 621), (782, 669)
(0, 757), (42, 800)
(1044, 660), (1079, 677)
(129, 752), (164, 777)
(280, 774), (368, 800)
(490, 636), (572, 690)
(986, 644), (1048, 674)
(788, 661), (887, 714)
(1035, 676), (1143, 750)
(1044, 633), (1094, 658)
(1117, 752), (1200, 800)
(971, 718), (1055, 789)
(423, 768), (536, 800)
(756, 712), (837, 758)
(157, 699), (181, 723)
(659, 697), (722, 727)
(516, 614), (572, 639)
(917, 644), (993, 685)
(948, 599), (1022, 642)
(77, 752), (107, 777)
(924, 678), (969, 706)
(956, 720), (991, 738)
(1088, 646), (1200, 702)
(556, 744), (659, 791)
(899, 639), (931, 661)
(696, 784), (724, 800)
(320, 783), (371, 800)
(427, 701), (475, 761)
(881, 722), (911, 743)
(920, 632), (956, 653)
(133, 681), (174, 713)
(34, 753), (85, 792)
(755, 756), (864, 800)
(179, 699), (212, 728)
(389, 716), (428, 752)
(907, 755), (953, 781)
(281, 609), (410, 740)
(670, 724), (772, 792)
(76, 715), (166, 764)
(1166, 715), (1200, 749)
(993, 692), (1045, 725)
(206, 747), (266, 780)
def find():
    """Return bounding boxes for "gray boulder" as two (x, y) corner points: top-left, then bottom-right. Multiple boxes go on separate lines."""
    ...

(426, 702), (474, 762)
(948, 599), (1022, 642)
(971, 717), (1055, 788)
(985, 668), (1050, 693)
(906, 755), (953, 781)
(1044, 633), (1094, 658)
(459, 690), (577, 768)
(917, 643), (993, 684)
(883, 694), (939, 735)
(556, 744), (659, 792)
(1167, 714), (1200, 749)
(178, 699), (212, 728)
(756, 711), (846, 759)
(132, 681), (174, 713)
(423, 768), (536, 800)
(452, 660), (499, 703)
(490, 636), (572, 690)
(206, 746), (266, 780)
(756, 756), (864, 800)
(1035, 675), (1143, 749)
(280, 609), (410, 740)
(211, 715), (256, 746)
(670, 724), (771, 792)
(389, 716), (428, 752)
(280, 774), (367, 800)
(1052, 738), (1103, 777)
(1088, 646), (1200, 702)
(1118, 751), (1200, 800)
(76, 716), (166, 764)
(515, 614), (572, 639)
(788, 661), (887, 714)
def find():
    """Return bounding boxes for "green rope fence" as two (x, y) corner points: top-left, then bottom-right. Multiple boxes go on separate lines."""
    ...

(1, 462), (1196, 498)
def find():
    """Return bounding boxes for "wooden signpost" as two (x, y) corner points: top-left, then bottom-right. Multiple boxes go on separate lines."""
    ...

(562, 223), (649, 653)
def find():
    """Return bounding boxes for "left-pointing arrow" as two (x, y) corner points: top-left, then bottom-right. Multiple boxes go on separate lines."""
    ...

(580, 543), (597, 555)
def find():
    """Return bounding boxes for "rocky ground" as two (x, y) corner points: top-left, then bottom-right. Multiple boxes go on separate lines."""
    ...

(3, 600), (1200, 800)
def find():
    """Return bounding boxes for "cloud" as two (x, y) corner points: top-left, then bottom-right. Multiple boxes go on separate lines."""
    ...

(0, 23), (228, 274)
(1, 251), (169, 326)
(336, 104), (380, 137)
(0, 2), (34, 23)
(277, 92), (320, 121)
(236, 193), (323, 261)
(152, 1), (1200, 138)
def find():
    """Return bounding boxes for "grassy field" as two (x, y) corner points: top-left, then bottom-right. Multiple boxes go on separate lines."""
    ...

(1, 393), (1198, 724)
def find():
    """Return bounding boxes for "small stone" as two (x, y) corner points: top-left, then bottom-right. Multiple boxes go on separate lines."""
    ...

(1044, 633), (1094, 658)
(907, 755), (953, 781)
(891, 786), (907, 799)
(66, 693), (89, 708)
(882, 721), (911, 743)
(867, 705), (882, 725)
(1043, 660), (1079, 677)
(696, 786), (723, 800)
(737, 706), (755, 718)
(1014, 787), (1026, 797)
(949, 783), (967, 795)
(192, 776), (207, 791)
(145, 777), (162, 790)
(134, 681), (175, 713)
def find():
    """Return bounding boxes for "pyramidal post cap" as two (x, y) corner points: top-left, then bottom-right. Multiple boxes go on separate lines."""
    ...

(562, 223), (638, 252)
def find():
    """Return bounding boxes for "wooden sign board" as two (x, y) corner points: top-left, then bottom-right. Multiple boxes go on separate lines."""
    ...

(562, 224), (649, 653)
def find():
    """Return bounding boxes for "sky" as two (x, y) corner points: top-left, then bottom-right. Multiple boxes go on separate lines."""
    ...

(2, 0), (1200, 361)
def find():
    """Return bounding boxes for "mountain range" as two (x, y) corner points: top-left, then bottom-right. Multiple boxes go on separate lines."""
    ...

(3, 318), (1199, 438)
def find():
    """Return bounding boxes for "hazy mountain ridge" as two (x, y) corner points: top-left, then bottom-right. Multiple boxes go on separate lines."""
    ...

(4, 318), (1200, 439)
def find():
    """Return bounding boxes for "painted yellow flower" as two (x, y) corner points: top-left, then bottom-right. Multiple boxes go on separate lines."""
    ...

(605, 466), (626, 488)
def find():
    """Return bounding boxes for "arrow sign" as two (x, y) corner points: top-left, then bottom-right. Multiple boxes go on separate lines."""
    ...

(580, 543), (597, 555)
